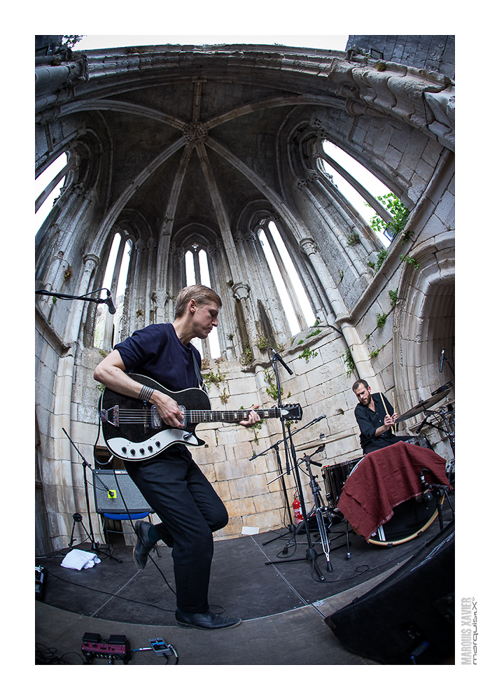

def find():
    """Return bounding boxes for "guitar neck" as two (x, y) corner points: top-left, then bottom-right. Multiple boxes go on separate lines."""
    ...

(188, 407), (277, 423)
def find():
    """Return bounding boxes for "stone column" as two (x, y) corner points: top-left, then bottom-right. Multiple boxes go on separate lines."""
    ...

(66, 253), (99, 343)
(232, 281), (257, 363)
(300, 237), (372, 377)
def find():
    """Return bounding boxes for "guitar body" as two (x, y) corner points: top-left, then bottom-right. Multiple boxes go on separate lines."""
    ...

(99, 373), (302, 461)
(100, 374), (211, 461)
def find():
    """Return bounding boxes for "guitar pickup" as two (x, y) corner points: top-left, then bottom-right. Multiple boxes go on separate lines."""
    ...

(100, 405), (119, 427)
(151, 405), (162, 429)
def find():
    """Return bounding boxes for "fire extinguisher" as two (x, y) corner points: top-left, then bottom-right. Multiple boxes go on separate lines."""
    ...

(292, 492), (303, 523)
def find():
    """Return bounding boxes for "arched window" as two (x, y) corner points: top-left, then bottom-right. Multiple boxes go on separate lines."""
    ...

(184, 243), (221, 359)
(94, 232), (132, 350)
(35, 152), (70, 233)
(317, 141), (396, 246)
(258, 219), (316, 335)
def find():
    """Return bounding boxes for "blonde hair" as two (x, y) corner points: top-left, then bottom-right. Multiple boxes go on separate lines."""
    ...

(174, 285), (222, 319)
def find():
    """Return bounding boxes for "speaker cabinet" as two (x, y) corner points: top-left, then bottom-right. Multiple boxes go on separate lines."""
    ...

(93, 469), (153, 514)
(325, 523), (455, 664)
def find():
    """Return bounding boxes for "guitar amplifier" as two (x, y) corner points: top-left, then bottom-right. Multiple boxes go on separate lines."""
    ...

(93, 470), (154, 514)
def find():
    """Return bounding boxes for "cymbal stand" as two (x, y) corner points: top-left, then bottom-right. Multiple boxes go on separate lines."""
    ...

(301, 453), (334, 571)
(417, 407), (455, 457)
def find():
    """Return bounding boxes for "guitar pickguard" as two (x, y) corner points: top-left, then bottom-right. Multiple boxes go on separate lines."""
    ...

(107, 428), (203, 461)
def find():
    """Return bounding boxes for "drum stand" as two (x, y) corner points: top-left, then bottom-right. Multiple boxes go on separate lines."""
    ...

(420, 469), (455, 530)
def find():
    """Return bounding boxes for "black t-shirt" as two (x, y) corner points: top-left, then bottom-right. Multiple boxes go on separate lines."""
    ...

(354, 392), (398, 451)
(114, 323), (201, 392)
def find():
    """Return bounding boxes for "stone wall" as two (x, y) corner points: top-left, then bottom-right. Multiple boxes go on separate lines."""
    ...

(35, 39), (455, 551)
(346, 35), (455, 80)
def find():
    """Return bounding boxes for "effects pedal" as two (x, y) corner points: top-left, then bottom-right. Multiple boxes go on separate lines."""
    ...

(82, 633), (131, 664)
(149, 638), (174, 658)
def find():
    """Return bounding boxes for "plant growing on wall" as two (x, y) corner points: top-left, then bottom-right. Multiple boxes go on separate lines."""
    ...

(341, 348), (356, 376)
(346, 231), (361, 246)
(257, 335), (269, 351)
(298, 347), (318, 363)
(368, 193), (410, 239)
(388, 288), (399, 307)
(203, 358), (227, 388)
(400, 254), (420, 269)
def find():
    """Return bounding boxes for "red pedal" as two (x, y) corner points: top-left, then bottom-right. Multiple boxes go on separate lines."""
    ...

(82, 633), (130, 664)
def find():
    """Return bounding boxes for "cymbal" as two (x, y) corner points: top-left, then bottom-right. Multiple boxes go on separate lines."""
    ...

(397, 388), (451, 422)
(297, 432), (352, 451)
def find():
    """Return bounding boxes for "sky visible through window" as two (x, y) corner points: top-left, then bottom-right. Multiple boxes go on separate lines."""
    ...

(35, 153), (67, 232)
(320, 141), (392, 245)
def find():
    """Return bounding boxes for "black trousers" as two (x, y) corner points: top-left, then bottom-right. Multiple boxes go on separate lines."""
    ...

(125, 445), (228, 613)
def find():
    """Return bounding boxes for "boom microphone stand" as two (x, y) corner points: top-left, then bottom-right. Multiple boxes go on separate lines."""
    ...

(35, 287), (117, 314)
(261, 349), (330, 580)
(62, 428), (122, 562)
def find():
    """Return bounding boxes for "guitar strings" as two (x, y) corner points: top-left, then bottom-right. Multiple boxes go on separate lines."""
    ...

(114, 409), (281, 426)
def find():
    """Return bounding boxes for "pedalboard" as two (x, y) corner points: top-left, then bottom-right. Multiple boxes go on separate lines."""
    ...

(82, 633), (131, 664)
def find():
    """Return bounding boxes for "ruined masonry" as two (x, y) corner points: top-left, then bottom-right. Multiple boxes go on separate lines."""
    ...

(35, 36), (455, 553)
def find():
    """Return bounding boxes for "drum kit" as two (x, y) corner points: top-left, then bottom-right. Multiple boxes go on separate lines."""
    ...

(300, 383), (455, 549)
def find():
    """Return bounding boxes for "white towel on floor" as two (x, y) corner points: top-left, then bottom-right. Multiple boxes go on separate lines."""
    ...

(60, 549), (101, 570)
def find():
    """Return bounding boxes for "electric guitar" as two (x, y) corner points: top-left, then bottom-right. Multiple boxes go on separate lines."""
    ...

(99, 373), (303, 461)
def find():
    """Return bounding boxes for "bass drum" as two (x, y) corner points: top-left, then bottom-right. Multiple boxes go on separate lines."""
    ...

(322, 459), (361, 505)
(367, 493), (444, 546)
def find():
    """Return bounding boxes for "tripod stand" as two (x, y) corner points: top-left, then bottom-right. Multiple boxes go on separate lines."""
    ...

(63, 428), (122, 562)
(260, 349), (331, 580)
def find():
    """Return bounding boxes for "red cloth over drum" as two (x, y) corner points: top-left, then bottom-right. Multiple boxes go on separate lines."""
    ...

(337, 441), (450, 540)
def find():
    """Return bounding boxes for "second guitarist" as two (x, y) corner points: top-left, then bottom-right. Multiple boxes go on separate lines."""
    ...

(93, 284), (261, 630)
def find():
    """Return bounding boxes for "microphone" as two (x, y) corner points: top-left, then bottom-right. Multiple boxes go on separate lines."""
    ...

(106, 292), (116, 315)
(270, 348), (293, 375)
(439, 348), (445, 372)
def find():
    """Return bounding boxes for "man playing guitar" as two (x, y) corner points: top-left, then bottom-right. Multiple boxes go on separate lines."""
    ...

(94, 284), (261, 630)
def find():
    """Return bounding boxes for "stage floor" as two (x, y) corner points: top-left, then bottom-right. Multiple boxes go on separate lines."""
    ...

(35, 495), (455, 666)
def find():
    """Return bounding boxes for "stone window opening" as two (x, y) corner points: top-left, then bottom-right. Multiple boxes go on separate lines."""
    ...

(94, 231), (132, 351)
(184, 243), (221, 359)
(257, 219), (316, 335)
(317, 140), (394, 247)
(35, 151), (74, 233)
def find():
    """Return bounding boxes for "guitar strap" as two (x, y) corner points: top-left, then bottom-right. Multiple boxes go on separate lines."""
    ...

(192, 349), (208, 394)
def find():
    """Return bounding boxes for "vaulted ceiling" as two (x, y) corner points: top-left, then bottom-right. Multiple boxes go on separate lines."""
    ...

(49, 45), (350, 241)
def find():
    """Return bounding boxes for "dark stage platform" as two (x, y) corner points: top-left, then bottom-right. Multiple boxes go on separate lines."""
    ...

(35, 495), (455, 666)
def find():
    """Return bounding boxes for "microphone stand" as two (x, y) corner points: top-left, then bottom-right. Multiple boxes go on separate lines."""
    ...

(261, 349), (329, 580)
(35, 287), (116, 314)
(256, 415), (326, 546)
(62, 428), (122, 562)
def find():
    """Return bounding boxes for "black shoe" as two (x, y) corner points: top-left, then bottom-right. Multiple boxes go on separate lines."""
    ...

(133, 521), (154, 570)
(175, 609), (242, 630)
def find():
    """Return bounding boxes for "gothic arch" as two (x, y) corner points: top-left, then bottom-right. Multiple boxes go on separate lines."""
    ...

(393, 234), (455, 420)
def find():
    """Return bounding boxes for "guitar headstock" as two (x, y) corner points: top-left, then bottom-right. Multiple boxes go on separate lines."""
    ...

(280, 404), (303, 421)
